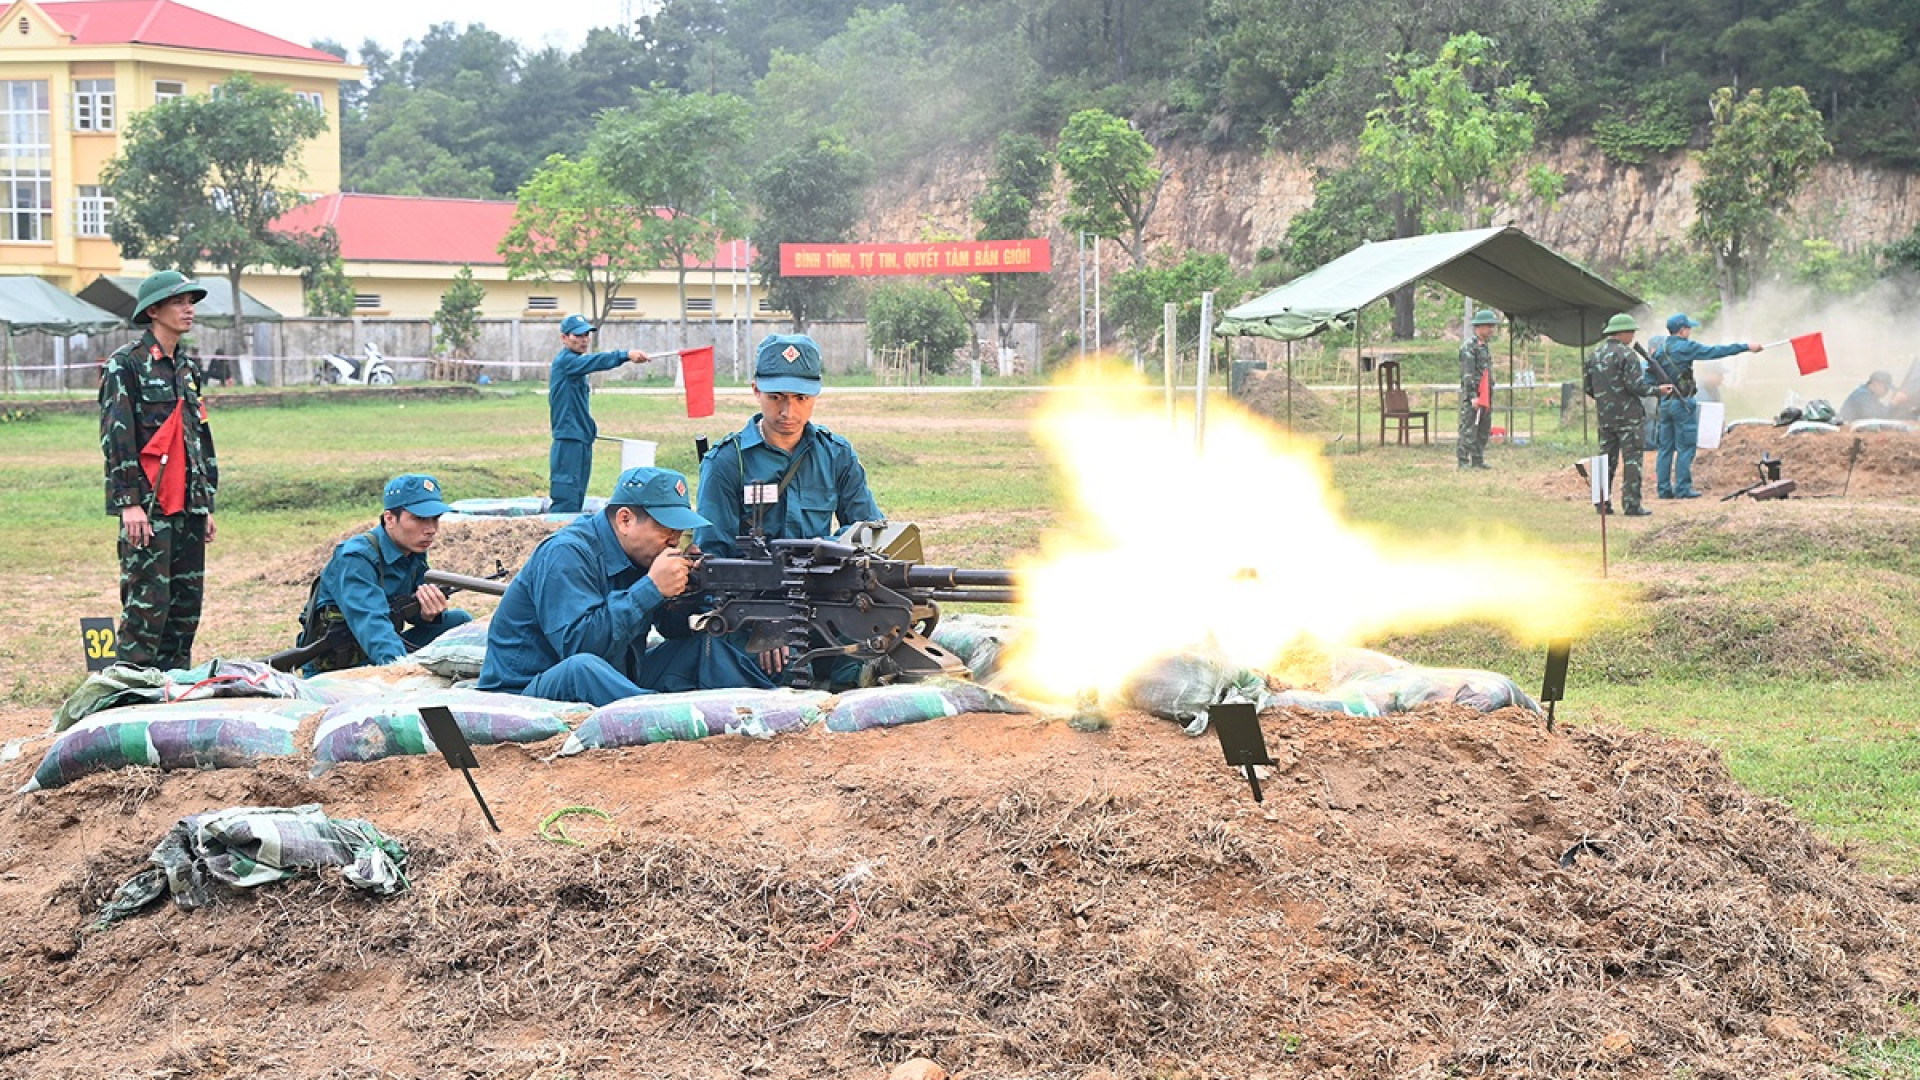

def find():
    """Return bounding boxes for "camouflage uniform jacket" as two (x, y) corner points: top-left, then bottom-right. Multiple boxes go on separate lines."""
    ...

(99, 330), (218, 516)
(1459, 338), (1493, 399)
(1584, 339), (1653, 429)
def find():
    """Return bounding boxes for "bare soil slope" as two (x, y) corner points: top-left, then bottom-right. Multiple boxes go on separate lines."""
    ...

(2, 697), (1915, 1079)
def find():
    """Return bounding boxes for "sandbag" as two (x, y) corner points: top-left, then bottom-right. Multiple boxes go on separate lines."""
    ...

(1262, 688), (1381, 718)
(1337, 665), (1542, 715)
(929, 614), (1025, 681)
(311, 688), (587, 772)
(303, 663), (454, 704)
(53, 659), (323, 732)
(404, 617), (491, 679)
(24, 698), (320, 792)
(1119, 646), (1269, 735)
(1323, 647), (1410, 684)
(560, 688), (829, 754)
(822, 677), (1028, 732)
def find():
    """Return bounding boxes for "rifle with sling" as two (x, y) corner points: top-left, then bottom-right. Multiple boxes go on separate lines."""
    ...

(268, 564), (509, 672)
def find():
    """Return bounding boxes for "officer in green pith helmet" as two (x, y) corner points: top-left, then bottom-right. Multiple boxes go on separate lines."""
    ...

(1458, 309), (1499, 469)
(1584, 314), (1673, 518)
(99, 269), (217, 670)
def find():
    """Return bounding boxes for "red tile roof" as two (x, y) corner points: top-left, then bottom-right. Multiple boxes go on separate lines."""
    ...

(39, 0), (347, 64)
(274, 193), (753, 270)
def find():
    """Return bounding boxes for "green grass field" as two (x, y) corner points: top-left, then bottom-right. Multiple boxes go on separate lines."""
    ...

(6, 381), (1918, 880)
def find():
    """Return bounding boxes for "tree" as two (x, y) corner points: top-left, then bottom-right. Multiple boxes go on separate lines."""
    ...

(499, 153), (653, 324)
(1055, 108), (1165, 269)
(973, 132), (1053, 355)
(432, 265), (486, 359)
(1356, 32), (1553, 336)
(594, 89), (752, 345)
(869, 282), (972, 376)
(1691, 85), (1831, 305)
(1106, 249), (1241, 358)
(750, 136), (870, 331)
(100, 73), (329, 361)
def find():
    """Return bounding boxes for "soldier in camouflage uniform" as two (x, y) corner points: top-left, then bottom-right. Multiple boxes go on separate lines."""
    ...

(99, 270), (216, 669)
(1584, 314), (1672, 518)
(1457, 308), (1499, 469)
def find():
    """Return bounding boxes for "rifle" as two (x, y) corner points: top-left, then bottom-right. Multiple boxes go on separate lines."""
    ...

(268, 564), (510, 672)
(1634, 342), (1696, 414)
(685, 522), (1016, 688)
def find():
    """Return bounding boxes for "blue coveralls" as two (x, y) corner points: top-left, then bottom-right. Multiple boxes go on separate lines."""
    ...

(307, 526), (471, 671)
(1651, 337), (1749, 497)
(548, 346), (629, 513)
(693, 417), (883, 557)
(475, 512), (771, 706)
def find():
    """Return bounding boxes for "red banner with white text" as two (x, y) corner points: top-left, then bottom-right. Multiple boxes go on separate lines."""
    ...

(780, 239), (1050, 277)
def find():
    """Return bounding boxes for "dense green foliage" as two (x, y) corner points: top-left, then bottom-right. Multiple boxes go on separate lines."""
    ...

(867, 282), (973, 373)
(432, 265), (486, 357)
(1691, 85), (1833, 303)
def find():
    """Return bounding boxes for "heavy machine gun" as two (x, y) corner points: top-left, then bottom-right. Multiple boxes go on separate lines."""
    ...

(686, 522), (1016, 688)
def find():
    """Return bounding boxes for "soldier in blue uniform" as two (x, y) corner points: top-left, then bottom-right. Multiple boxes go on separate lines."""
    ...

(99, 270), (217, 670)
(1650, 314), (1759, 498)
(695, 333), (883, 682)
(295, 473), (472, 673)
(549, 313), (651, 513)
(477, 467), (771, 706)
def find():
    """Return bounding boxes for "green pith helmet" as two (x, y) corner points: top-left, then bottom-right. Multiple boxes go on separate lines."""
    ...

(1471, 309), (1500, 326)
(1603, 313), (1638, 335)
(132, 270), (208, 325)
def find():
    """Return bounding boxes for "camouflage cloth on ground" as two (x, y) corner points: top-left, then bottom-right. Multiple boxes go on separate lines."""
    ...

(94, 803), (408, 927)
(52, 659), (321, 732)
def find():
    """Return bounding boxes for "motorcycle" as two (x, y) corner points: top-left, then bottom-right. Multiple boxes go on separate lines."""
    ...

(315, 343), (397, 385)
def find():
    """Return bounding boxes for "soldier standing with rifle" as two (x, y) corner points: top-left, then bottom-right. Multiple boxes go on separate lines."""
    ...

(99, 270), (216, 670)
(1649, 313), (1759, 499)
(292, 474), (472, 673)
(1457, 309), (1499, 470)
(1586, 314), (1673, 518)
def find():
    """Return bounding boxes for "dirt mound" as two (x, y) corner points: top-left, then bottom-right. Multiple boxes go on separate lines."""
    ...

(1238, 369), (1333, 430)
(2, 705), (1914, 1078)
(255, 516), (564, 587)
(1695, 424), (1920, 498)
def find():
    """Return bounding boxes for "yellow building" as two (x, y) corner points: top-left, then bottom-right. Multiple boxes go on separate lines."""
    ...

(0, 0), (361, 290)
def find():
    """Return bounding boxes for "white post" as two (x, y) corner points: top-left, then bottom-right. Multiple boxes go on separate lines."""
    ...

(1093, 235), (1102, 353)
(743, 234), (754, 378)
(1163, 302), (1176, 427)
(1196, 291), (1214, 451)
(1077, 233), (1088, 361)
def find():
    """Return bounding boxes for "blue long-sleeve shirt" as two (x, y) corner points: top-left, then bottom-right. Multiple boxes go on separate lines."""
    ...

(693, 417), (883, 558)
(1652, 336), (1749, 397)
(549, 347), (628, 443)
(477, 512), (689, 693)
(309, 526), (433, 666)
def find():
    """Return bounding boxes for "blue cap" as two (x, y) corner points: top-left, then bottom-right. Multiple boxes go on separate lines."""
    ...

(754, 334), (824, 396)
(1666, 313), (1701, 333)
(383, 473), (451, 517)
(560, 314), (594, 336)
(606, 467), (709, 531)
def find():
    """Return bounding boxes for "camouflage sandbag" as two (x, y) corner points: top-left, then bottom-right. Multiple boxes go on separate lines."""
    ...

(561, 688), (829, 754)
(1262, 688), (1381, 718)
(311, 688), (587, 773)
(94, 803), (407, 926)
(1323, 647), (1410, 684)
(822, 677), (1029, 732)
(929, 614), (1025, 681)
(23, 698), (320, 792)
(404, 617), (491, 679)
(303, 663), (454, 704)
(1336, 665), (1543, 715)
(52, 659), (324, 732)
(1119, 646), (1269, 735)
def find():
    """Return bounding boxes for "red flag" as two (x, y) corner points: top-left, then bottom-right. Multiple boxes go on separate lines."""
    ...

(1791, 332), (1828, 375)
(1474, 369), (1492, 409)
(681, 345), (715, 418)
(138, 400), (188, 515)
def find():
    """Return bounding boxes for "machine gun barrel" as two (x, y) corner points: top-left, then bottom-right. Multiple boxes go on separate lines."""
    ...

(904, 565), (1017, 589)
(926, 587), (1018, 604)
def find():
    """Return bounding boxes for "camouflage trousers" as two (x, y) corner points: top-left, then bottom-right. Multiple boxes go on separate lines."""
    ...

(1598, 425), (1645, 514)
(1457, 398), (1492, 465)
(117, 512), (208, 670)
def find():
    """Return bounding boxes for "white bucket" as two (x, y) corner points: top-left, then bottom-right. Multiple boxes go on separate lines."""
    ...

(619, 439), (657, 470)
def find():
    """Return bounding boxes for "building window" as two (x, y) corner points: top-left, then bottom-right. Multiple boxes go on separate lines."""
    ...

(153, 80), (185, 102)
(684, 297), (715, 315)
(525, 295), (558, 311)
(73, 79), (114, 131)
(73, 185), (112, 236)
(757, 298), (776, 312)
(0, 80), (52, 242)
(606, 296), (638, 313)
(353, 293), (382, 310)
(295, 90), (324, 111)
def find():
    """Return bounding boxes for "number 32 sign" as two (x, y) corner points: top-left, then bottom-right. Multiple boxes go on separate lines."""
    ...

(80, 617), (118, 671)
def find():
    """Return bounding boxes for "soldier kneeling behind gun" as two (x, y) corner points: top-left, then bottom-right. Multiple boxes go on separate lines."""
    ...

(286, 473), (473, 675)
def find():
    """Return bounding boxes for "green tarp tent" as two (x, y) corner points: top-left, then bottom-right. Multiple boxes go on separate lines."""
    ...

(1216, 225), (1642, 347)
(78, 274), (282, 328)
(0, 276), (124, 335)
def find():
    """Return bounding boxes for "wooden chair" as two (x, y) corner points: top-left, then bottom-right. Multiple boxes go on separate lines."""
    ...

(1376, 359), (1430, 445)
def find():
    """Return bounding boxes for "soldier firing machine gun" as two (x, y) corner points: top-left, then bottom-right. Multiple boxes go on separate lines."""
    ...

(685, 522), (1017, 688)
